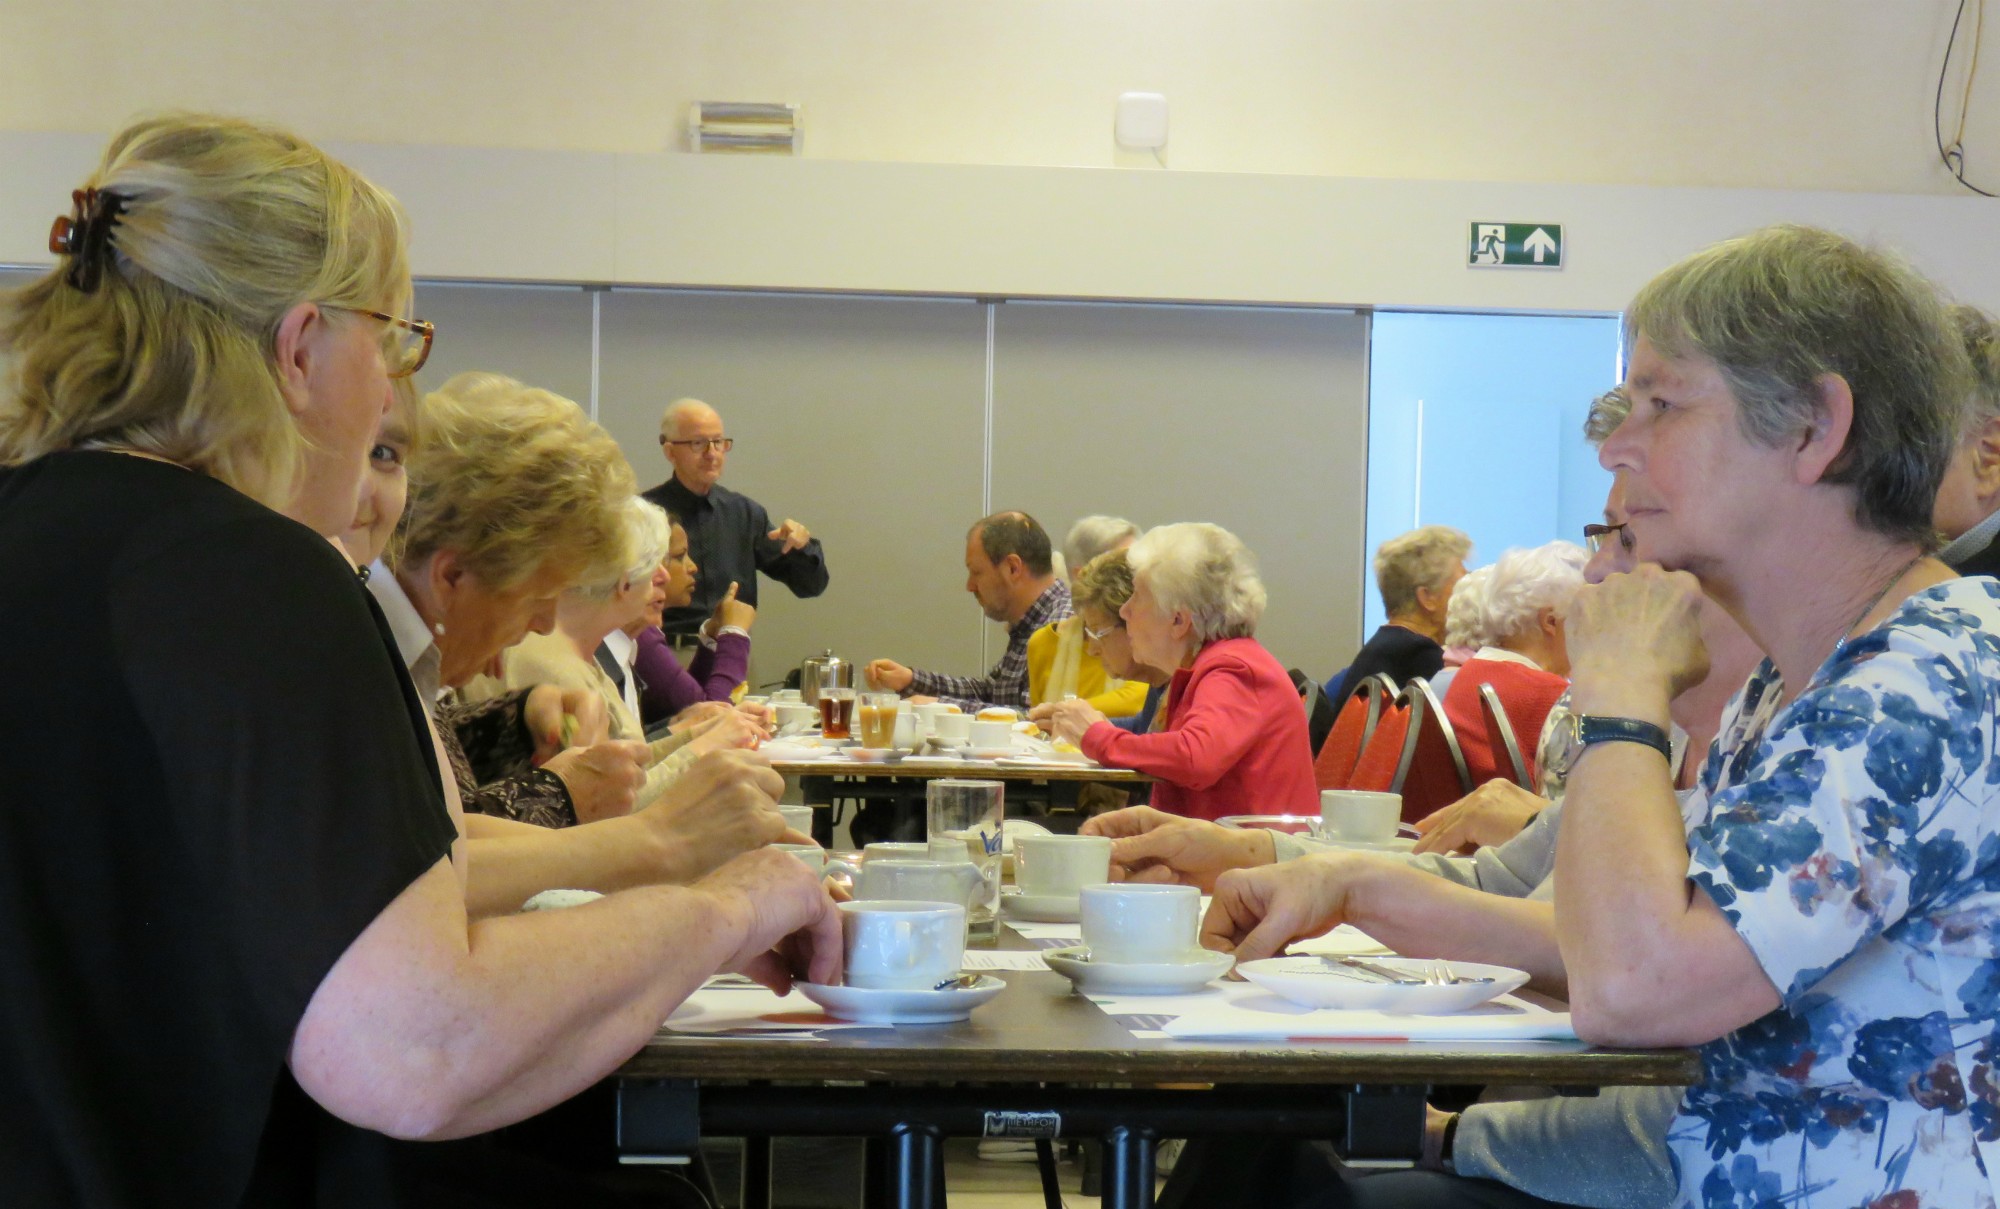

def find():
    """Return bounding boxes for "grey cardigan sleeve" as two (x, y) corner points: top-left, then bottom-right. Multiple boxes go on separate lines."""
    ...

(1453, 1084), (1683, 1209)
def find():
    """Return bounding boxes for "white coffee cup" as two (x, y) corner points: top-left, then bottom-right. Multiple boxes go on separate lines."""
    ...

(774, 701), (817, 730)
(892, 710), (919, 750)
(968, 719), (1014, 749)
(1320, 790), (1402, 844)
(841, 900), (966, 990)
(1079, 883), (1202, 964)
(913, 702), (954, 732)
(1014, 833), (1113, 899)
(780, 804), (814, 837)
(931, 713), (972, 744)
(775, 843), (858, 879)
(853, 859), (985, 911)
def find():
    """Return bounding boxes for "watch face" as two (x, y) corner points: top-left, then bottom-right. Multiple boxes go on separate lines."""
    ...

(1550, 714), (1585, 778)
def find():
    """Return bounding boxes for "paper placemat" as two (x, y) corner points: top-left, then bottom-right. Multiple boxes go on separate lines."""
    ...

(962, 950), (1051, 971)
(663, 984), (876, 1037)
(1163, 988), (1575, 1042)
(1285, 924), (1395, 958)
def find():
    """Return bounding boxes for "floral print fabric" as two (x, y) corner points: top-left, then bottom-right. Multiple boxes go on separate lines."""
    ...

(1674, 578), (2000, 1208)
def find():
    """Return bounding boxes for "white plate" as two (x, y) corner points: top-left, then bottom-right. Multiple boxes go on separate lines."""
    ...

(761, 743), (834, 762)
(843, 748), (905, 764)
(1043, 945), (1234, 995)
(960, 746), (1017, 761)
(1235, 956), (1528, 1014)
(1000, 891), (1081, 923)
(795, 975), (1005, 1024)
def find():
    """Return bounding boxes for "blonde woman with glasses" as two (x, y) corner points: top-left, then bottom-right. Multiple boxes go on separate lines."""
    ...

(0, 114), (838, 1207)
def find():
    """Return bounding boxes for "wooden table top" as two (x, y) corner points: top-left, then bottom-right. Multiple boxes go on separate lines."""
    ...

(778, 759), (1151, 784)
(618, 945), (1701, 1089)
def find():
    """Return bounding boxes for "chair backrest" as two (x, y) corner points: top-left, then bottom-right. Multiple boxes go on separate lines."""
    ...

(1479, 682), (1534, 790)
(1290, 669), (1342, 758)
(1347, 701), (1409, 793)
(1391, 677), (1473, 823)
(1314, 674), (1395, 790)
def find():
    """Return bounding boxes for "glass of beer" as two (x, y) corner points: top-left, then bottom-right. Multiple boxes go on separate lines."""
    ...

(818, 687), (856, 739)
(858, 692), (900, 749)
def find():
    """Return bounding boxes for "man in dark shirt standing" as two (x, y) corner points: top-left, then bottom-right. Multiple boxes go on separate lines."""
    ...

(641, 398), (829, 639)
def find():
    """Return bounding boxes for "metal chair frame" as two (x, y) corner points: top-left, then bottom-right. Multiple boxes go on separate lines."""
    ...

(1391, 676), (1472, 797)
(1479, 682), (1535, 790)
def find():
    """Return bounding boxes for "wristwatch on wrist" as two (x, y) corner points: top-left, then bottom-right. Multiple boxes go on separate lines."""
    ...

(1546, 714), (1673, 777)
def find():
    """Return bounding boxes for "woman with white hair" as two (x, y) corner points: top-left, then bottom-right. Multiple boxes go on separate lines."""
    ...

(1427, 564), (1493, 696)
(463, 493), (762, 818)
(1046, 522), (1317, 819)
(1438, 541), (1585, 788)
(1026, 514), (1149, 718)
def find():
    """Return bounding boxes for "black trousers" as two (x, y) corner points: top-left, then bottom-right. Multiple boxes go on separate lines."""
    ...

(1161, 1138), (1571, 1209)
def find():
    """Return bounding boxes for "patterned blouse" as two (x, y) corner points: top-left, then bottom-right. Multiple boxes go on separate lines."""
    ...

(1673, 578), (2000, 1208)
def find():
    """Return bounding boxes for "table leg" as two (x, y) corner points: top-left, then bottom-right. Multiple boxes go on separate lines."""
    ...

(889, 1122), (943, 1209)
(742, 1135), (772, 1209)
(1100, 1124), (1156, 1209)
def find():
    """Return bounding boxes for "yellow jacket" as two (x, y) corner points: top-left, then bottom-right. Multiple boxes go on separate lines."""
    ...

(1028, 618), (1149, 717)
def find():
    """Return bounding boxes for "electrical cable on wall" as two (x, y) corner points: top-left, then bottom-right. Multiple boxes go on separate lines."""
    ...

(1936, 0), (1996, 196)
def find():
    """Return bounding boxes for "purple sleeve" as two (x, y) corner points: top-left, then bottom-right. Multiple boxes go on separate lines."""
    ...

(688, 631), (750, 702)
(635, 626), (705, 725)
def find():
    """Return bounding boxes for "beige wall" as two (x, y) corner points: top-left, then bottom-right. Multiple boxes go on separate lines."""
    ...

(0, 1), (1982, 195)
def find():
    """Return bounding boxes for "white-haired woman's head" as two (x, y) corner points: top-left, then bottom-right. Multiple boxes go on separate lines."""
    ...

(1121, 522), (1266, 670)
(1064, 515), (1141, 581)
(1481, 541), (1589, 674)
(1442, 565), (1494, 651)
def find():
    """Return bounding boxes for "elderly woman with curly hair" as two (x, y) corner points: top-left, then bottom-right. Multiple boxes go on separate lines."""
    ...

(1046, 522), (1317, 820)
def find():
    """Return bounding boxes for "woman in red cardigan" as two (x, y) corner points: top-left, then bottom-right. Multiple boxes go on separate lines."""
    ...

(1046, 522), (1318, 820)
(1438, 540), (1586, 789)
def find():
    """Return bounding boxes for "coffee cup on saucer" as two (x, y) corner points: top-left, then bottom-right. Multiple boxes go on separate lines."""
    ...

(968, 719), (1014, 749)
(1079, 883), (1202, 964)
(840, 901), (966, 990)
(779, 804), (814, 837)
(1320, 790), (1402, 844)
(773, 701), (817, 731)
(930, 713), (972, 745)
(863, 841), (931, 862)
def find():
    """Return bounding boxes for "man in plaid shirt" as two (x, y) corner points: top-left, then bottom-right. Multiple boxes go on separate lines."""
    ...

(867, 512), (1072, 713)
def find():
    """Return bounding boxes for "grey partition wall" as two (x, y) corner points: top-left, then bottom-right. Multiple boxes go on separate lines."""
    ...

(991, 302), (1369, 681)
(597, 291), (991, 690)
(411, 282), (595, 407)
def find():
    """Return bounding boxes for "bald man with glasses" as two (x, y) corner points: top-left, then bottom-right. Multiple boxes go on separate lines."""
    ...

(641, 397), (829, 641)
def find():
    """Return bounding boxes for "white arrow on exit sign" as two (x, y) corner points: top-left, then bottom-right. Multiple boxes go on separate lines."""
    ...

(1523, 228), (1559, 264)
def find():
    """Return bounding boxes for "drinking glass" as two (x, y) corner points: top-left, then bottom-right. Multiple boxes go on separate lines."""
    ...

(858, 692), (900, 749)
(926, 779), (1004, 934)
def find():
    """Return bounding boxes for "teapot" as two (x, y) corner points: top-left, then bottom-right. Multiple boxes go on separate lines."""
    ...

(799, 648), (853, 707)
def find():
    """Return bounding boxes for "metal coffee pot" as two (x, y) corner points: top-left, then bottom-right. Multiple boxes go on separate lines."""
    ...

(799, 649), (854, 707)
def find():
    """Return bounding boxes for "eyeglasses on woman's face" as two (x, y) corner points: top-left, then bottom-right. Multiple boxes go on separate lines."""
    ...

(1582, 522), (1634, 555)
(329, 306), (434, 378)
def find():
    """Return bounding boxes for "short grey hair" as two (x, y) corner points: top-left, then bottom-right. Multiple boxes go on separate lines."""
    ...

(658, 397), (717, 440)
(1064, 515), (1140, 573)
(574, 496), (673, 600)
(1442, 565), (1493, 650)
(1126, 522), (1267, 643)
(1625, 224), (1970, 545)
(1374, 526), (1472, 618)
(1954, 304), (2000, 433)
(1481, 542), (1588, 644)
(1582, 385), (1630, 447)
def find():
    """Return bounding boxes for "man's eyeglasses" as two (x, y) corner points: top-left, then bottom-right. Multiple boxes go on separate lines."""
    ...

(329, 306), (434, 378)
(1083, 619), (1123, 642)
(662, 437), (735, 454)
(1583, 522), (1634, 555)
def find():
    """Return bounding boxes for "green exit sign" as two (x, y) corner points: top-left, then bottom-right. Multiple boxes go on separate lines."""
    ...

(1469, 222), (1564, 269)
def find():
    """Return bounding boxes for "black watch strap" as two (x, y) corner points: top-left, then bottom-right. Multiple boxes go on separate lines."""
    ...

(1575, 715), (1672, 762)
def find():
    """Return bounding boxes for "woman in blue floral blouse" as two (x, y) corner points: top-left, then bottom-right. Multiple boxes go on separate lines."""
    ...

(1553, 224), (1993, 1209)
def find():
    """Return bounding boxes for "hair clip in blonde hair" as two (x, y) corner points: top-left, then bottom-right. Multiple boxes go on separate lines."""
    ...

(48, 188), (127, 293)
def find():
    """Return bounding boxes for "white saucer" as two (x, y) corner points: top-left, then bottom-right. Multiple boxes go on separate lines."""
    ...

(1001, 892), (1081, 923)
(961, 746), (1017, 761)
(761, 743), (833, 762)
(1043, 946), (1234, 995)
(843, 748), (905, 764)
(796, 975), (1005, 1024)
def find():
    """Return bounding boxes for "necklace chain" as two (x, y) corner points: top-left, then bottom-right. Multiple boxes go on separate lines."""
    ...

(1833, 552), (1929, 655)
